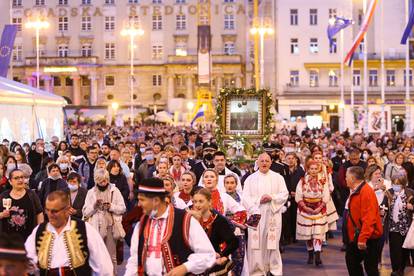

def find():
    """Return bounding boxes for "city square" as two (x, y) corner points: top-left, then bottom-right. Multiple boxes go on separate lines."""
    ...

(0, 0), (414, 276)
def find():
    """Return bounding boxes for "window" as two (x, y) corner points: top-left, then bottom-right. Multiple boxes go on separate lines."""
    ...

(290, 70), (299, 86)
(359, 39), (364, 53)
(81, 75), (90, 86)
(35, 0), (45, 5)
(105, 76), (115, 86)
(224, 0), (235, 2)
(200, 15), (209, 25)
(12, 45), (22, 62)
(152, 75), (162, 86)
(310, 9), (318, 25)
(386, 70), (396, 86)
(329, 38), (337, 54)
(58, 17), (69, 31)
(404, 69), (413, 86)
(53, 76), (61, 86)
(128, 0), (139, 3)
(290, 9), (298, 25)
(353, 70), (361, 86)
(152, 15), (162, 30)
(329, 8), (337, 19)
(105, 16), (115, 31)
(58, 0), (68, 4)
(12, 0), (22, 7)
(369, 70), (378, 86)
(152, 0), (162, 4)
(309, 70), (319, 87)
(105, 0), (115, 4)
(129, 16), (140, 28)
(176, 0), (186, 3)
(176, 75), (185, 87)
(81, 16), (92, 31)
(290, 38), (299, 54)
(328, 70), (338, 87)
(310, 38), (318, 53)
(152, 45), (163, 60)
(82, 0), (91, 4)
(224, 14), (235, 30)
(58, 45), (68, 57)
(224, 42), (235, 55)
(105, 43), (115, 60)
(81, 44), (92, 57)
(12, 17), (22, 32)
(176, 14), (186, 30)
(175, 42), (187, 56)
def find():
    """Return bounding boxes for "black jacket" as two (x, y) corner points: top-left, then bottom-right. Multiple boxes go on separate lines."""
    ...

(38, 178), (68, 206)
(70, 187), (88, 219)
(110, 173), (130, 205)
(28, 150), (49, 176)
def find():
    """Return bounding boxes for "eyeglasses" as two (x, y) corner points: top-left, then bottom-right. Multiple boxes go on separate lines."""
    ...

(45, 205), (68, 215)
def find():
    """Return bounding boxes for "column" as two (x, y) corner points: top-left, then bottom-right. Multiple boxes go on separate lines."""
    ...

(71, 74), (81, 105)
(167, 75), (175, 112)
(89, 74), (98, 106)
(43, 75), (52, 92)
(186, 75), (193, 99)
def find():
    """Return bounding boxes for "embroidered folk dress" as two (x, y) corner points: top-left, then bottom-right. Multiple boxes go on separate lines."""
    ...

(295, 174), (330, 241)
(318, 165), (339, 230)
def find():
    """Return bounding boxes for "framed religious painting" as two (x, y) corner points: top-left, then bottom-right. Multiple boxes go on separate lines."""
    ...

(216, 88), (273, 141)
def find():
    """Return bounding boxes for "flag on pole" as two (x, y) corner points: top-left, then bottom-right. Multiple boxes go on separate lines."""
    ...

(0, 25), (18, 77)
(401, 0), (414, 44)
(327, 17), (353, 47)
(190, 106), (205, 127)
(344, 0), (378, 65)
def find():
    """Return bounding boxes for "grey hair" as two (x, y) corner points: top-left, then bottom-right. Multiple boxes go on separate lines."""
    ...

(56, 155), (70, 164)
(94, 168), (109, 184)
(347, 166), (365, 181)
(391, 169), (408, 187)
(223, 173), (239, 185)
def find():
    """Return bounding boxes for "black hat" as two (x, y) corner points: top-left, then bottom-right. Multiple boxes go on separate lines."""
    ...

(202, 142), (218, 151)
(137, 177), (168, 195)
(263, 142), (276, 152)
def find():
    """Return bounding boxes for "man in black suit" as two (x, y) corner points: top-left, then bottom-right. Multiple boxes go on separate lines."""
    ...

(191, 142), (217, 184)
(180, 145), (196, 170)
(66, 172), (87, 219)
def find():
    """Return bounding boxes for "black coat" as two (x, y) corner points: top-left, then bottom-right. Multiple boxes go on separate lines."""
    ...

(28, 150), (49, 176)
(110, 173), (130, 205)
(38, 178), (68, 206)
(70, 187), (88, 219)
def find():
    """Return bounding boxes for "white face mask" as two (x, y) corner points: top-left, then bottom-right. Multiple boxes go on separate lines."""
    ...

(59, 163), (69, 171)
(68, 183), (78, 191)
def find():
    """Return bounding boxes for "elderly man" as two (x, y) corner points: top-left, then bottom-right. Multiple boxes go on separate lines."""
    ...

(25, 190), (113, 276)
(242, 153), (289, 276)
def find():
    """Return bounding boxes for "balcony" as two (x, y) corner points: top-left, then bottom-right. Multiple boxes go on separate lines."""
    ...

(167, 54), (242, 64)
(25, 56), (99, 66)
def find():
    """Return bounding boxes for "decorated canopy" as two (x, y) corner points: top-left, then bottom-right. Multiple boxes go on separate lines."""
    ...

(0, 76), (66, 143)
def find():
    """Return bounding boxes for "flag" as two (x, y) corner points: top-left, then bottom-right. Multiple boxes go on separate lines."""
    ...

(0, 25), (18, 77)
(197, 25), (212, 85)
(344, 0), (378, 65)
(327, 17), (353, 47)
(190, 106), (205, 127)
(401, 0), (414, 44)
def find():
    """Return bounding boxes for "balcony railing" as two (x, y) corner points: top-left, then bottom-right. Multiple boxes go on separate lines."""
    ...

(284, 85), (409, 94)
(25, 56), (99, 66)
(167, 54), (242, 64)
(352, 52), (414, 60)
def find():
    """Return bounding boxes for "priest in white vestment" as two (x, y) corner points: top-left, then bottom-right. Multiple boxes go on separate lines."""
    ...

(242, 153), (289, 276)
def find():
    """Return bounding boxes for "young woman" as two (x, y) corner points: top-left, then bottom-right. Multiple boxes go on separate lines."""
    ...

(169, 153), (186, 185)
(192, 188), (239, 275)
(154, 160), (169, 179)
(162, 176), (187, 209)
(176, 171), (196, 207)
(107, 160), (130, 207)
(295, 160), (330, 266)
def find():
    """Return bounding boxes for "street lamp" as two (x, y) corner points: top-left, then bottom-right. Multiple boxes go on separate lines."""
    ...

(25, 17), (49, 90)
(121, 23), (144, 126)
(250, 24), (274, 89)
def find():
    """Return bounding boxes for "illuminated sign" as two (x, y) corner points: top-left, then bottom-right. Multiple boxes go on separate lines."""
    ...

(44, 67), (78, 73)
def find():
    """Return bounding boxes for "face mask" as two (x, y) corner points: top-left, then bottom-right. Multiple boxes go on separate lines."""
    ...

(392, 184), (402, 193)
(97, 184), (109, 191)
(204, 153), (213, 162)
(68, 183), (78, 192)
(362, 153), (369, 160)
(49, 174), (61, 181)
(59, 163), (69, 171)
(140, 148), (146, 154)
(146, 154), (154, 161)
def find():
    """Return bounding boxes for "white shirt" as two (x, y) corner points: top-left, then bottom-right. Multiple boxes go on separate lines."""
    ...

(172, 193), (189, 209)
(125, 207), (216, 276)
(25, 218), (113, 276)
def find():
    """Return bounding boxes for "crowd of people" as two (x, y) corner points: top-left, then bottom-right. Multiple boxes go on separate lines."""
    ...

(0, 123), (414, 276)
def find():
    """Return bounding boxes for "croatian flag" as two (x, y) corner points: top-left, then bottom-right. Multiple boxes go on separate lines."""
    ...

(344, 0), (378, 65)
(401, 0), (414, 44)
(190, 106), (205, 127)
(327, 17), (353, 47)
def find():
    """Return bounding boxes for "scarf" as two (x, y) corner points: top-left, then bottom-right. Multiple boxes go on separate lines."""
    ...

(200, 212), (217, 238)
(94, 187), (113, 239)
(392, 191), (404, 223)
(211, 189), (224, 215)
(179, 191), (191, 204)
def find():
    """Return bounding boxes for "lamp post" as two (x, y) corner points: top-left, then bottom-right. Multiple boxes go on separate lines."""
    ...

(25, 17), (49, 90)
(121, 24), (144, 126)
(250, 23), (274, 89)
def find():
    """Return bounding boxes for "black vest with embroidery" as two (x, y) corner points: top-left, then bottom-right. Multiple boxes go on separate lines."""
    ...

(35, 218), (92, 276)
(137, 207), (193, 275)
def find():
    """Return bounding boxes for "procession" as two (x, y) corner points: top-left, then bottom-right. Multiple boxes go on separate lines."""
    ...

(2, 0), (414, 275)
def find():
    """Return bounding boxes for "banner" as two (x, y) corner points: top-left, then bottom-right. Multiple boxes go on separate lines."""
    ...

(0, 25), (18, 78)
(197, 25), (212, 85)
(327, 17), (353, 47)
(344, 105), (391, 133)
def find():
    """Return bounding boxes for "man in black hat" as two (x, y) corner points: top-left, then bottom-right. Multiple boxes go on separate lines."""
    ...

(125, 177), (216, 276)
(192, 142), (218, 184)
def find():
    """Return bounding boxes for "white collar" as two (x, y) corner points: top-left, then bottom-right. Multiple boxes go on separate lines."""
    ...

(47, 218), (72, 236)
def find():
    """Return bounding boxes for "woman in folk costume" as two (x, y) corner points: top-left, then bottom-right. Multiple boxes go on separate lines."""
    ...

(162, 176), (188, 210)
(175, 171), (197, 208)
(192, 188), (239, 275)
(201, 169), (247, 224)
(312, 151), (339, 231)
(295, 160), (330, 266)
(169, 153), (187, 186)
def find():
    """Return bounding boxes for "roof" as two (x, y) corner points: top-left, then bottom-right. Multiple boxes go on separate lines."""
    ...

(0, 76), (66, 106)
